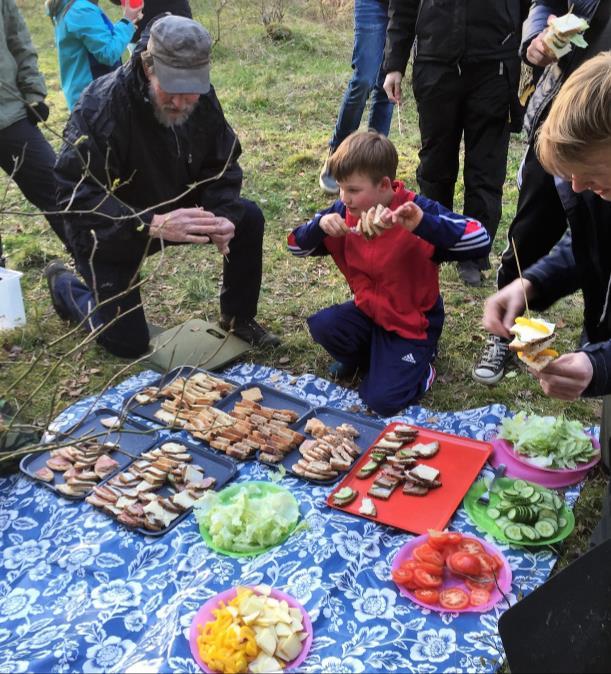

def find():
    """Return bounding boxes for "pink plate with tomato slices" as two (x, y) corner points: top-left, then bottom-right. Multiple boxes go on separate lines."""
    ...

(189, 586), (313, 673)
(392, 533), (512, 613)
(490, 437), (600, 489)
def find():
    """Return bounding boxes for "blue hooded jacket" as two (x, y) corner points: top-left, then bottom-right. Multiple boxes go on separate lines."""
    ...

(51, 0), (134, 110)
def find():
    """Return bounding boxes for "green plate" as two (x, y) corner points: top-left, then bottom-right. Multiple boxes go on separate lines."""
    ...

(198, 480), (300, 558)
(463, 477), (575, 547)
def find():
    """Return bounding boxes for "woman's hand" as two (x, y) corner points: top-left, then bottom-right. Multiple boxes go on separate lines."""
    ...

(529, 352), (594, 400)
(482, 278), (533, 338)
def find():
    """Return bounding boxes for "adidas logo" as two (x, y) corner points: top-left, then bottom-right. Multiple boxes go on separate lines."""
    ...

(401, 353), (416, 364)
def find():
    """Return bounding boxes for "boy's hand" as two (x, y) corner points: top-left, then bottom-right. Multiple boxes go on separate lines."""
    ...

(386, 201), (423, 232)
(319, 213), (349, 237)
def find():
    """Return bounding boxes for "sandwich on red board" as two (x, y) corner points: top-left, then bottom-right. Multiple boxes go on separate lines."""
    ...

(509, 316), (558, 372)
(542, 13), (590, 59)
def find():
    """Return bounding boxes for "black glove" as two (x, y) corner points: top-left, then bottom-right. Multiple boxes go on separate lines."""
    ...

(26, 101), (50, 125)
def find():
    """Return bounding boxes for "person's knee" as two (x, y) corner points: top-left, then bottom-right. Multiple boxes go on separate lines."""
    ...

(347, 75), (372, 100)
(307, 311), (326, 344)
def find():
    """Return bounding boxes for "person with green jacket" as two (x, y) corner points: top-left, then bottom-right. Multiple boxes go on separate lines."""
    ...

(0, 0), (68, 249)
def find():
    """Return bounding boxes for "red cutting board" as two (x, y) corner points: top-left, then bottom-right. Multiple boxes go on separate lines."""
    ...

(326, 422), (492, 534)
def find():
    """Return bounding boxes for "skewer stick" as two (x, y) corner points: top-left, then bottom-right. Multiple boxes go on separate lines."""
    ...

(512, 237), (531, 318)
(396, 102), (403, 136)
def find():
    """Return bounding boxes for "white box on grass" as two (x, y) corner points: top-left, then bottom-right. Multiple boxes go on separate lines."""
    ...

(0, 267), (26, 330)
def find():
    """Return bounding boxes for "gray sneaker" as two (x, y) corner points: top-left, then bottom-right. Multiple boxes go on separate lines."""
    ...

(457, 260), (482, 287)
(472, 334), (510, 385)
(319, 153), (339, 195)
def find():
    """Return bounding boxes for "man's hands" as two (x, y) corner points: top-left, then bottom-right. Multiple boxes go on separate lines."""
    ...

(526, 15), (558, 67)
(150, 207), (235, 254)
(529, 352), (594, 400)
(381, 201), (423, 232)
(482, 278), (534, 339)
(319, 213), (350, 237)
(383, 71), (403, 104)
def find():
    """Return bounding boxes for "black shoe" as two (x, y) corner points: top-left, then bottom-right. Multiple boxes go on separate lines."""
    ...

(457, 260), (482, 287)
(43, 259), (74, 321)
(219, 315), (281, 348)
(328, 360), (358, 380)
(472, 334), (511, 385)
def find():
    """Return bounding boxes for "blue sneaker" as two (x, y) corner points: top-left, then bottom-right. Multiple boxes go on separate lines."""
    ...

(328, 361), (358, 379)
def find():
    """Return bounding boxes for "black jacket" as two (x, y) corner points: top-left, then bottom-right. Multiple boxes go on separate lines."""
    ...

(55, 43), (243, 263)
(523, 185), (611, 397)
(520, 0), (607, 140)
(383, 0), (531, 74)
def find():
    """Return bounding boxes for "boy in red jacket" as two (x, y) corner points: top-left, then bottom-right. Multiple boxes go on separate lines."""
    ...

(288, 131), (490, 416)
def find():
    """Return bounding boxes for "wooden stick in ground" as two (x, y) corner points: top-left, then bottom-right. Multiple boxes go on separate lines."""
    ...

(512, 237), (531, 318)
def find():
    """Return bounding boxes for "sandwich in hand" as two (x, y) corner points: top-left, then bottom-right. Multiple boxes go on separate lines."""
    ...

(542, 13), (589, 59)
(509, 316), (558, 372)
(356, 204), (392, 240)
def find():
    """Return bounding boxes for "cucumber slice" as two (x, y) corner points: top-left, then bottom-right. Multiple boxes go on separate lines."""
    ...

(521, 485), (535, 498)
(540, 517), (558, 533)
(559, 516), (568, 528)
(513, 479), (528, 491)
(552, 494), (563, 510)
(507, 507), (517, 521)
(504, 523), (523, 541)
(539, 508), (557, 520)
(535, 520), (556, 538)
(529, 492), (542, 504)
(486, 507), (501, 520)
(521, 524), (539, 541)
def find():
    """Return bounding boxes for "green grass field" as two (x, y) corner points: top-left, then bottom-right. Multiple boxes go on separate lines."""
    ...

(1, 0), (605, 559)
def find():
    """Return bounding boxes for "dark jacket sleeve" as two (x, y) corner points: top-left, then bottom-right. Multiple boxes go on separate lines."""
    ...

(383, 0), (420, 75)
(522, 229), (581, 309)
(581, 342), (611, 397)
(520, 1), (568, 62)
(54, 100), (152, 244)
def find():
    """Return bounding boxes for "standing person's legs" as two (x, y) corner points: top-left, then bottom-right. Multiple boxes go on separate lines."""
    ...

(0, 118), (68, 247)
(412, 62), (463, 210)
(46, 256), (150, 358)
(219, 198), (279, 347)
(496, 144), (568, 289)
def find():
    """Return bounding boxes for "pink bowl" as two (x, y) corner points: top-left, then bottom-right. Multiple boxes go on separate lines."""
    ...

(490, 437), (600, 489)
(189, 586), (313, 673)
(392, 533), (512, 613)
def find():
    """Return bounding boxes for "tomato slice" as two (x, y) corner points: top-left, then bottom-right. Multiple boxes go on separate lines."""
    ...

(439, 588), (469, 610)
(401, 560), (420, 570)
(416, 561), (444, 576)
(413, 567), (443, 588)
(458, 538), (485, 555)
(466, 578), (495, 592)
(392, 567), (414, 585)
(477, 552), (499, 576)
(446, 532), (463, 545)
(414, 588), (440, 605)
(413, 544), (444, 567)
(447, 552), (482, 577)
(469, 587), (491, 607)
(427, 530), (449, 550)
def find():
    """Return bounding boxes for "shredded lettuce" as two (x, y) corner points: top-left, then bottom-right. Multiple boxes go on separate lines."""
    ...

(193, 482), (299, 552)
(498, 412), (597, 469)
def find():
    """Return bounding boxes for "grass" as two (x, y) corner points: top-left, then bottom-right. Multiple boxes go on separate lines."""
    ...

(1, 1), (605, 562)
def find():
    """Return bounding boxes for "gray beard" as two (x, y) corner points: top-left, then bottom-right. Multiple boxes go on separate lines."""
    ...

(148, 84), (196, 128)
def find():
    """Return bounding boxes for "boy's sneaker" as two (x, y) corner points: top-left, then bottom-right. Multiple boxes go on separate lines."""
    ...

(43, 259), (75, 322)
(457, 260), (482, 287)
(472, 334), (511, 385)
(219, 315), (281, 348)
(328, 361), (358, 379)
(319, 150), (339, 195)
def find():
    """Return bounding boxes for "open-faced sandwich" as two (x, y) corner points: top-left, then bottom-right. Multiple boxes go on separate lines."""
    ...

(509, 316), (558, 372)
(542, 12), (589, 59)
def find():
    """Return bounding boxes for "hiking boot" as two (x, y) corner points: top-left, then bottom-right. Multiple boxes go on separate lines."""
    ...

(472, 334), (511, 385)
(43, 259), (74, 321)
(219, 315), (281, 348)
(319, 150), (339, 195)
(328, 360), (358, 380)
(457, 260), (482, 287)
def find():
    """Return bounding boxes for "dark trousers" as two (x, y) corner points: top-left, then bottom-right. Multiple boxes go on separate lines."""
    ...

(412, 60), (513, 260)
(307, 301), (440, 416)
(54, 198), (264, 358)
(0, 117), (68, 247)
(496, 144), (568, 289)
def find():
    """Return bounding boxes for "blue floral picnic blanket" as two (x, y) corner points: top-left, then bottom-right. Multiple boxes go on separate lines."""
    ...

(0, 364), (582, 674)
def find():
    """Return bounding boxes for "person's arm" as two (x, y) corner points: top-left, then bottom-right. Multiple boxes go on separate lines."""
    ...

(5, 0), (46, 104)
(580, 343), (611, 397)
(287, 201), (346, 257)
(382, 0), (419, 76)
(395, 194), (491, 262)
(64, 1), (135, 67)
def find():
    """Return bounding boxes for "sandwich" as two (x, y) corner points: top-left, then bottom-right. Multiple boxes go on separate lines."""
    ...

(509, 316), (558, 372)
(542, 13), (589, 59)
(356, 204), (391, 240)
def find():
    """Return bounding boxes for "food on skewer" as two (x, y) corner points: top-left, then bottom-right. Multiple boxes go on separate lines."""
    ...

(509, 316), (558, 371)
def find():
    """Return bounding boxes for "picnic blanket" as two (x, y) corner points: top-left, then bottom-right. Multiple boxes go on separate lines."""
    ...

(0, 364), (582, 674)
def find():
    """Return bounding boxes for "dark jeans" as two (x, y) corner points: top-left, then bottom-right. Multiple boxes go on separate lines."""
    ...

(329, 0), (394, 150)
(54, 198), (264, 358)
(0, 117), (68, 247)
(496, 144), (568, 289)
(412, 59), (514, 258)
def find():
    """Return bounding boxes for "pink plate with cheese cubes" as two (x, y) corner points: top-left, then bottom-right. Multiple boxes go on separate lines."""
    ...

(189, 586), (313, 673)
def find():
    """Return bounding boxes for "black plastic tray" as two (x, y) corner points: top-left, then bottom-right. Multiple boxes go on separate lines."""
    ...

(276, 406), (385, 485)
(215, 383), (313, 421)
(19, 409), (159, 500)
(91, 437), (237, 536)
(126, 366), (239, 426)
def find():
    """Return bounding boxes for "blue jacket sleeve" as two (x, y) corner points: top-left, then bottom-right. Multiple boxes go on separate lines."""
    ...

(522, 230), (581, 309)
(410, 194), (491, 262)
(521, 1), (568, 62)
(287, 201), (346, 257)
(65, 2), (134, 67)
